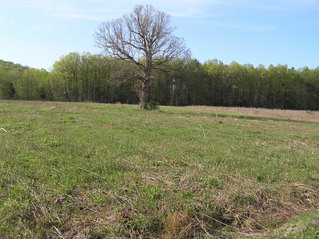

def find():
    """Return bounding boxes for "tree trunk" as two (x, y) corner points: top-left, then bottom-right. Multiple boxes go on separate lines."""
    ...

(139, 80), (150, 110)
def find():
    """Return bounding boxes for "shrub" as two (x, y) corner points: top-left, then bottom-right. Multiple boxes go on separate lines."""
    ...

(147, 101), (159, 110)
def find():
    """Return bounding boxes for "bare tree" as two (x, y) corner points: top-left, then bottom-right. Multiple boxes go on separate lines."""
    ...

(95, 5), (190, 109)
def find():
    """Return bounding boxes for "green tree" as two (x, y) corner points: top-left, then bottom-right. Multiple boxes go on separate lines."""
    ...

(51, 52), (82, 101)
(203, 59), (225, 106)
(300, 67), (319, 110)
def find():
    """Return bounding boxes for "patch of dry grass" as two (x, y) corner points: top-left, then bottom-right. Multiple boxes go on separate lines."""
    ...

(188, 106), (319, 122)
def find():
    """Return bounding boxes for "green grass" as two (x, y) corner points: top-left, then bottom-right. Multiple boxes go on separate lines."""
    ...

(0, 100), (318, 238)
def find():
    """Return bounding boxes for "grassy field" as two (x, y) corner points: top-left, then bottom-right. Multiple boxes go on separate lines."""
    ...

(0, 100), (318, 238)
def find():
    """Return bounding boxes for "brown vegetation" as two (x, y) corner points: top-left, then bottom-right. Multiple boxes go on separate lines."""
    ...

(188, 106), (319, 122)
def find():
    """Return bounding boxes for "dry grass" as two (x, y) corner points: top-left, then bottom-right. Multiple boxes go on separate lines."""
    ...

(187, 106), (319, 122)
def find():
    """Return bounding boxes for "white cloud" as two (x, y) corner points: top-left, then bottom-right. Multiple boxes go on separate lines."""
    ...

(1, 0), (318, 23)
(0, 0), (228, 20)
(238, 0), (319, 10)
(29, 22), (65, 31)
(213, 22), (276, 31)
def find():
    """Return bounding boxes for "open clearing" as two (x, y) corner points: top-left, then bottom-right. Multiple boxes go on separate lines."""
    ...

(0, 100), (318, 238)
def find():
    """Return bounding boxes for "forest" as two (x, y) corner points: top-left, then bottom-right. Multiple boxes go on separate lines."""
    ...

(0, 53), (319, 110)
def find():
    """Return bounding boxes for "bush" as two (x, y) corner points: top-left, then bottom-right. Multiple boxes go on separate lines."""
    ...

(147, 101), (159, 110)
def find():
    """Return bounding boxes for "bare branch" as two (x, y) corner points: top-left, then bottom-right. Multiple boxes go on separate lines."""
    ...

(94, 4), (191, 109)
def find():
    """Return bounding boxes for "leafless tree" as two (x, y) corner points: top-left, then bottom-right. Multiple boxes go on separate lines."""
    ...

(95, 5), (190, 109)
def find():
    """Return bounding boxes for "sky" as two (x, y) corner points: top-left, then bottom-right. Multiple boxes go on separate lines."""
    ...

(0, 0), (318, 70)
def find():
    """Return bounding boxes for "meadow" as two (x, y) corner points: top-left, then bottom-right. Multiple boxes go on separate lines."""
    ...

(0, 100), (318, 238)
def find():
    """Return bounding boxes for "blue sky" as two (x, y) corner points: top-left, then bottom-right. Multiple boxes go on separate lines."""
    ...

(0, 0), (318, 70)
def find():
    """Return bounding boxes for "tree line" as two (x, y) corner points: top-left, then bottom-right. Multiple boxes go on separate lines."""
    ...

(0, 54), (318, 110)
